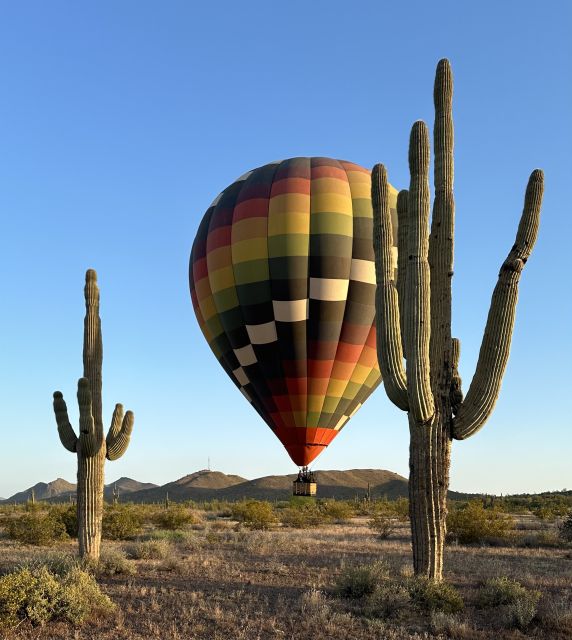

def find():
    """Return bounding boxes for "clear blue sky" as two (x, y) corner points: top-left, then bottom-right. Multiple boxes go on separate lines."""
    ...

(1, 1), (570, 498)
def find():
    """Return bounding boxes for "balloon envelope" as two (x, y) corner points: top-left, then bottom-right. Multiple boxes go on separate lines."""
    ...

(190, 158), (397, 466)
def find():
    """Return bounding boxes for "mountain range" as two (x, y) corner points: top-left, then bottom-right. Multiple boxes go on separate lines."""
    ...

(1, 469), (473, 503)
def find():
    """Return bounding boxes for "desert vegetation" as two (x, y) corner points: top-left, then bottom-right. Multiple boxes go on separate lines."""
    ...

(0, 496), (570, 639)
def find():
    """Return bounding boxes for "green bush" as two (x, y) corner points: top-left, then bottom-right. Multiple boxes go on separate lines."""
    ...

(279, 501), (327, 528)
(125, 539), (171, 560)
(152, 506), (195, 530)
(559, 510), (572, 542)
(96, 549), (136, 576)
(102, 506), (142, 540)
(478, 576), (539, 607)
(51, 505), (78, 538)
(7, 511), (68, 546)
(406, 577), (464, 613)
(335, 562), (389, 599)
(320, 500), (354, 523)
(0, 565), (114, 629)
(145, 529), (196, 544)
(231, 500), (277, 530)
(447, 500), (514, 544)
(478, 577), (540, 629)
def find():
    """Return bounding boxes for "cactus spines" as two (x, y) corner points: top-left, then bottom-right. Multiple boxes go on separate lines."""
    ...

(53, 269), (134, 561)
(372, 59), (543, 580)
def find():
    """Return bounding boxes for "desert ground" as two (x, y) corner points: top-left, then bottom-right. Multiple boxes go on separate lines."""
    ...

(0, 502), (571, 640)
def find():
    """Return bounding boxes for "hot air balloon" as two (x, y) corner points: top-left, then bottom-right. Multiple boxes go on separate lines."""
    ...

(190, 158), (397, 492)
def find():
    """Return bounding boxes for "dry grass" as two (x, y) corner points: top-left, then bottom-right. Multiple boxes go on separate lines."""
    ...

(0, 512), (570, 639)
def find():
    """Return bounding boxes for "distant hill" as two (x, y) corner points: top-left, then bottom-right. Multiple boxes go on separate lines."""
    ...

(125, 469), (470, 502)
(2, 469), (476, 504)
(103, 478), (158, 502)
(6, 478), (75, 503)
(3, 477), (157, 504)
(127, 470), (247, 502)
(2, 470), (565, 504)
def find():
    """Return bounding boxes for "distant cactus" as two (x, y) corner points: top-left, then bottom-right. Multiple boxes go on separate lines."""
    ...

(372, 59), (543, 580)
(53, 269), (134, 561)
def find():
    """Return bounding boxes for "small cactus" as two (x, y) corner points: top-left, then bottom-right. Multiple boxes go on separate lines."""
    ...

(372, 59), (543, 580)
(53, 269), (134, 561)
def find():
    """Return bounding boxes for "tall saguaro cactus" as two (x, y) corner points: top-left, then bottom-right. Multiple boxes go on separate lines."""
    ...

(53, 269), (134, 561)
(372, 59), (543, 581)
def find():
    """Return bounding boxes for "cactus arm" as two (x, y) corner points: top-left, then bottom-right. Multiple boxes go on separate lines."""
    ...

(77, 377), (100, 456)
(406, 122), (435, 424)
(106, 405), (134, 461)
(450, 337), (463, 414)
(396, 189), (409, 356)
(428, 59), (455, 387)
(372, 164), (409, 411)
(52, 391), (78, 452)
(452, 169), (544, 439)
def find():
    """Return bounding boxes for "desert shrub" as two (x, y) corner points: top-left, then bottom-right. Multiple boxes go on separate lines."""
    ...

(0, 565), (114, 629)
(207, 520), (228, 532)
(102, 506), (142, 540)
(517, 530), (562, 548)
(478, 576), (540, 629)
(447, 500), (514, 544)
(157, 557), (182, 573)
(558, 510), (572, 542)
(25, 552), (78, 577)
(369, 513), (398, 539)
(279, 500), (327, 528)
(152, 506), (195, 530)
(406, 576), (464, 613)
(429, 611), (472, 636)
(51, 504), (78, 538)
(363, 581), (410, 619)
(280, 507), (322, 528)
(97, 549), (136, 576)
(478, 576), (539, 608)
(125, 539), (171, 560)
(145, 529), (196, 544)
(388, 497), (409, 518)
(320, 500), (354, 523)
(7, 511), (68, 546)
(0, 566), (60, 627)
(335, 562), (389, 599)
(300, 588), (331, 620)
(231, 500), (277, 530)
(533, 498), (570, 520)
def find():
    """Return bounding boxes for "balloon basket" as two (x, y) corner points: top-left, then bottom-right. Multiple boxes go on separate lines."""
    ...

(293, 467), (317, 497)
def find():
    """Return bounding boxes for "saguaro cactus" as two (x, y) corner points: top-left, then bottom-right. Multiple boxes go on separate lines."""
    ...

(53, 269), (134, 561)
(372, 59), (543, 580)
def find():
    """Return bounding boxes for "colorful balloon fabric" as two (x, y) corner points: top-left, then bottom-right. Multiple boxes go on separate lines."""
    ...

(190, 157), (398, 466)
